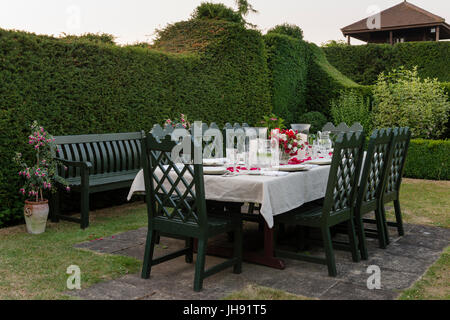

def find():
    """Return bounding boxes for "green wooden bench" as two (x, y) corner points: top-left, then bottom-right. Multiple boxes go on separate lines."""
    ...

(50, 132), (142, 229)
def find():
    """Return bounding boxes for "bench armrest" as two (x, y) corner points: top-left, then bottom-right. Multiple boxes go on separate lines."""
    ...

(54, 158), (93, 170)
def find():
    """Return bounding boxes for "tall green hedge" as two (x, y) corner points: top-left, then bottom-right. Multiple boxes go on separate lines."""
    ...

(264, 33), (308, 124)
(305, 43), (367, 117)
(404, 140), (450, 181)
(323, 42), (450, 85)
(0, 22), (271, 226)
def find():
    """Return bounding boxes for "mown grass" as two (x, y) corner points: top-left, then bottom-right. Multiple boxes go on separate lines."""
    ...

(0, 179), (448, 300)
(0, 202), (148, 300)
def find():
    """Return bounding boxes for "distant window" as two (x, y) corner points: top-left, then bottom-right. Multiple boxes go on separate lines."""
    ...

(431, 28), (436, 33)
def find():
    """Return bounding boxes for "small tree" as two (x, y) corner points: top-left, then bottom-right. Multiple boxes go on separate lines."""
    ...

(372, 67), (449, 139)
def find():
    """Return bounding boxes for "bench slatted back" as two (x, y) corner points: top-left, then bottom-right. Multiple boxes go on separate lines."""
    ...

(55, 132), (142, 178)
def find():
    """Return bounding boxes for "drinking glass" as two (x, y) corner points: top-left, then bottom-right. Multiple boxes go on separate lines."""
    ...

(257, 139), (272, 172)
(226, 148), (238, 173)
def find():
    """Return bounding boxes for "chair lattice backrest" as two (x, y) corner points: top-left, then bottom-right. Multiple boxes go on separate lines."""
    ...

(322, 131), (365, 222)
(357, 129), (394, 206)
(141, 132), (207, 228)
(385, 127), (411, 195)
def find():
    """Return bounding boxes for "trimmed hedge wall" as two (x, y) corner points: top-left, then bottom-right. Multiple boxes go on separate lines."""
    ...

(323, 42), (450, 85)
(264, 33), (308, 124)
(404, 140), (450, 181)
(305, 43), (368, 117)
(0, 23), (271, 226)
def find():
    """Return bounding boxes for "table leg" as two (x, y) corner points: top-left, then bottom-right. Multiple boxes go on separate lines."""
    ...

(197, 220), (285, 270)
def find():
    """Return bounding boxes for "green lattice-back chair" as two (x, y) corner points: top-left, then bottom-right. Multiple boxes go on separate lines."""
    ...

(355, 129), (395, 260)
(140, 132), (243, 292)
(381, 127), (411, 245)
(274, 131), (365, 276)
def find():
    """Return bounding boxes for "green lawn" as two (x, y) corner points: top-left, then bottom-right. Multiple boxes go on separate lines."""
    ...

(0, 179), (448, 300)
(0, 203), (147, 299)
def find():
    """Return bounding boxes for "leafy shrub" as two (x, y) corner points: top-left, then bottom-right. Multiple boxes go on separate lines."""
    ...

(404, 140), (450, 180)
(191, 2), (243, 24)
(61, 33), (116, 45)
(297, 111), (328, 134)
(264, 32), (308, 124)
(330, 90), (372, 132)
(267, 24), (303, 40)
(323, 42), (450, 85)
(305, 43), (364, 117)
(372, 67), (450, 139)
(0, 22), (271, 226)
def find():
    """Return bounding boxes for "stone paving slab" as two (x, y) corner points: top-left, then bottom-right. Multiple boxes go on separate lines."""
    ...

(68, 224), (449, 300)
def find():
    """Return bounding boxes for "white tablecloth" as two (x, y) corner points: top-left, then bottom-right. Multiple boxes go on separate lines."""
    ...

(127, 165), (330, 229)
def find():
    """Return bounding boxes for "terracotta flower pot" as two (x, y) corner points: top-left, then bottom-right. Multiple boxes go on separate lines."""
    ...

(24, 200), (49, 234)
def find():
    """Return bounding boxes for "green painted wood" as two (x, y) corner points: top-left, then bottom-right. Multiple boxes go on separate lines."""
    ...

(140, 131), (242, 291)
(53, 132), (143, 229)
(274, 131), (365, 277)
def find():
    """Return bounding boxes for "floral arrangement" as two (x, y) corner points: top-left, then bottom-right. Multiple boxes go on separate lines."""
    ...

(165, 113), (191, 129)
(13, 121), (69, 202)
(271, 128), (307, 157)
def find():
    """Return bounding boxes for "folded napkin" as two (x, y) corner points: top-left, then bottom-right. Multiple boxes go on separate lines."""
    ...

(287, 157), (312, 165)
(227, 166), (260, 173)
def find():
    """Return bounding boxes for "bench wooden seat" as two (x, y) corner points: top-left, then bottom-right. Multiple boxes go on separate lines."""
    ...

(51, 132), (142, 229)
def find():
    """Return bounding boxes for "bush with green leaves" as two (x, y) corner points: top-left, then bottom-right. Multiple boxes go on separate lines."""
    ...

(267, 24), (303, 40)
(297, 111), (328, 134)
(264, 32), (308, 124)
(330, 90), (372, 132)
(0, 21), (271, 227)
(372, 67), (449, 139)
(323, 41), (450, 85)
(405, 140), (450, 180)
(191, 2), (243, 24)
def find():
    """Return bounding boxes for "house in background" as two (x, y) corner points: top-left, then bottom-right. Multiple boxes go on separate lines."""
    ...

(342, 1), (450, 45)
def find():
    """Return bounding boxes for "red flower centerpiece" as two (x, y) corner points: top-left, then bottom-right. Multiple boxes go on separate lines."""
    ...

(271, 129), (307, 164)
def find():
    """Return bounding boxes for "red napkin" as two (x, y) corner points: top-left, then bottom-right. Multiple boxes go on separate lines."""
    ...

(227, 166), (260, 173)
(287, 157), (312, 165)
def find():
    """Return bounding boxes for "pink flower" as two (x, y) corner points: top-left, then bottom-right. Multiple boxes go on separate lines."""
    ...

(66, 186), (71, 192)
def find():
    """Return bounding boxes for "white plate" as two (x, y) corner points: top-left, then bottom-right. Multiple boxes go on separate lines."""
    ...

(203, 158), (226, 166)
(273, 164), (313, 172)
(203, 167), (228, 175)
(305, 158), (332, 165)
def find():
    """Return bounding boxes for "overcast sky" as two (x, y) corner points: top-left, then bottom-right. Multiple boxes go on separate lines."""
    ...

(0, 0), (448, 45)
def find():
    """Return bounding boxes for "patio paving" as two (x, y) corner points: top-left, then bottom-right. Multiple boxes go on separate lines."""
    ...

(69, 221), (449, 300)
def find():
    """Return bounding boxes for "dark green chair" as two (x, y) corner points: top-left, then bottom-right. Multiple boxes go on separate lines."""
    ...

(140, 132), (243, 292)
(274, 131), (365, 276)
(380, 127), (411, 244)
(354, 129), (395, 260)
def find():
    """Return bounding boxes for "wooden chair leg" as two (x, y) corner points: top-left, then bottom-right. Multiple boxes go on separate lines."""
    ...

(394, 199), (405, 236)
(155, 232), (161, 245)
(380, 205), (390, 245)
(141, 229), (156, 279)
(194, 238), (207, 292)
(347, 218), (361, 262)
(233, 223), (243, 274)
(321, 227), (337, 277)
(374, 208), (387, 249)
(50, 191), (60, 223)
(355, 216), (369, 260)
(80, 187), (89, 229)
(185, 237), (194, 263)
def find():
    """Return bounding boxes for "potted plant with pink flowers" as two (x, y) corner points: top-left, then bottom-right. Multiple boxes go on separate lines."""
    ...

(165, 113), (191, 129)
(13, 121), (69, 234)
